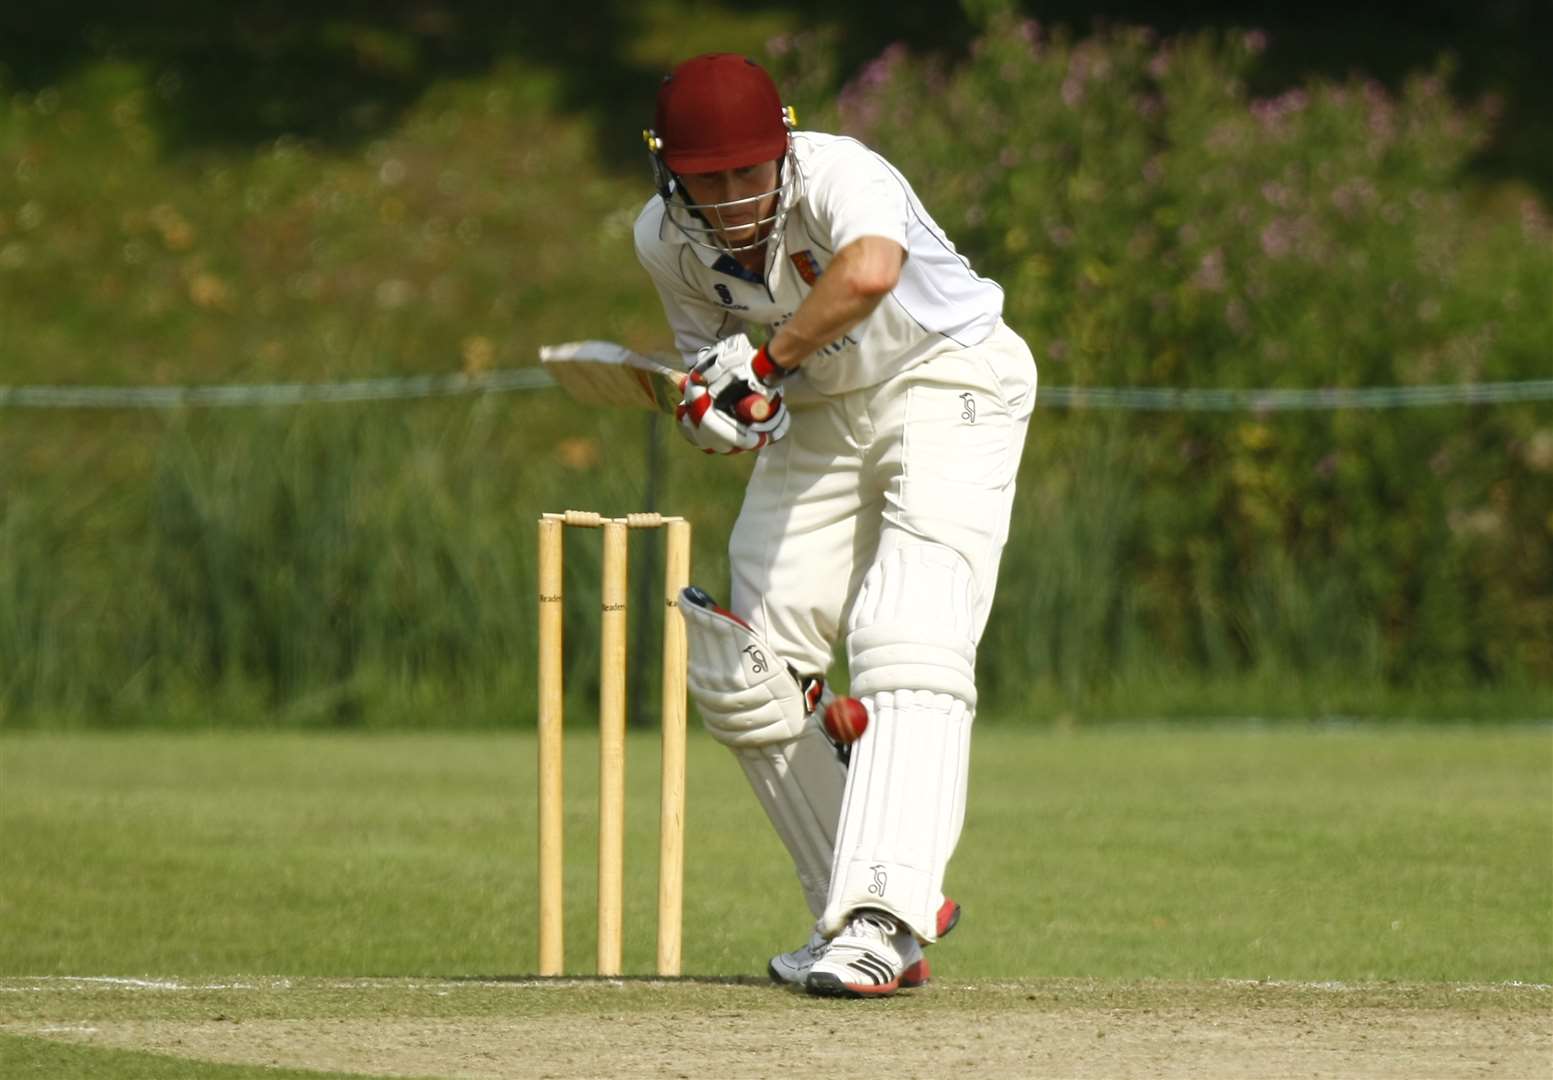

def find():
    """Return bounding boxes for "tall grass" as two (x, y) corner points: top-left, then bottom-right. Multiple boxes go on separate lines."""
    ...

(1, 401), (754, 728)
(4, 399), (1542, 727)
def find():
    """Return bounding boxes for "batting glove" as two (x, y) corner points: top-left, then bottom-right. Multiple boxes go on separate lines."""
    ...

(689, 334), (790, 420)
(676, 379), (786, 455)
(676, 336), (791, 454)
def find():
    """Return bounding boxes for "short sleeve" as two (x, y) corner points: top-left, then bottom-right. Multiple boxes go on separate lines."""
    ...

(802, 138), (910, 254)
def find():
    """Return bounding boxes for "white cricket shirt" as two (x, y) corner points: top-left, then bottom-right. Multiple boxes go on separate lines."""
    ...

(634, 131), (1005, 396)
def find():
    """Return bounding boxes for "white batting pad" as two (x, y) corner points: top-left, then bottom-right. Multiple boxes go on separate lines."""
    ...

(846, 542), (979, 705)
(733, 720), (848, 917)
(820, 689), (973, 942)
(681, 587), (809, 748)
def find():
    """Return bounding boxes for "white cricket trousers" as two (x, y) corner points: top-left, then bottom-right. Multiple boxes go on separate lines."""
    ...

(727, 320), (1036, 939)
(729, 320), (1036, 673)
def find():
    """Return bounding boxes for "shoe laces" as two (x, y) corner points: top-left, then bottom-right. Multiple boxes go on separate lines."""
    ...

(846, 910), (900, 944)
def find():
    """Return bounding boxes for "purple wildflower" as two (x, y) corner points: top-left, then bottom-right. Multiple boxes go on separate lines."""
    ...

(1261, 181), (1292, 208)
(1224, 298), (1250, 334)
(1260, 219), (1293, 258)
(1193, 248), (1227, 291)
(837, 41), (910, 135)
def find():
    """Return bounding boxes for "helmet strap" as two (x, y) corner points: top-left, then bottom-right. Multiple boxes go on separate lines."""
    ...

(643, 128), (676, 200)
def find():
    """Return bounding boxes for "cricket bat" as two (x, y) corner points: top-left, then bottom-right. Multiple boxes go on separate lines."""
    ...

(539, 340), (773, 423)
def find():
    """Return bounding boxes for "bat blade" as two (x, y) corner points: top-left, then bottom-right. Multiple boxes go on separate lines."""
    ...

(539, 341), (684, 413)
(540, 339), (778, 426)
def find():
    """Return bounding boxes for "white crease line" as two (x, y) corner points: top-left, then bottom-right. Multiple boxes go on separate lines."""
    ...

(2, 976), (1546, 994)
(1455, 981), (1553, 992)
(0, 976), (612, 992)
(0, 977), (271, 991)
(1219, 978), (1551, 993)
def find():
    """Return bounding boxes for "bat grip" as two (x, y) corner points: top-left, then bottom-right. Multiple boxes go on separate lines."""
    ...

(734, 392), (773, 424)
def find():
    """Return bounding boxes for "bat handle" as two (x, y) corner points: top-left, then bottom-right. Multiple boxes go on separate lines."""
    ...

(735, 392), (774, 424)
(679, 372), (773, 425)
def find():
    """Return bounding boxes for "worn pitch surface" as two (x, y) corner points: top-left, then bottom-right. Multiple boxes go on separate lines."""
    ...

(2, 977), (1547, 1079)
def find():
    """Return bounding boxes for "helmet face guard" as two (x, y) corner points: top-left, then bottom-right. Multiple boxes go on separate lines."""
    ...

(646, 138), (795, 255)
(645, 53), (798, 256)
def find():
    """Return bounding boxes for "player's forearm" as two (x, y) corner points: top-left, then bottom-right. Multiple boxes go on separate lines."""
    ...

(766, 236), (905, 371)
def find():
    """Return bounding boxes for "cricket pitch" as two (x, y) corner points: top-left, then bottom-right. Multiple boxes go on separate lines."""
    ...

(3, 976), (1547, 1079)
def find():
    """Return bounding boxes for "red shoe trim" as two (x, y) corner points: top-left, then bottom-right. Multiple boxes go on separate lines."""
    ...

(936, 898), (962, 938)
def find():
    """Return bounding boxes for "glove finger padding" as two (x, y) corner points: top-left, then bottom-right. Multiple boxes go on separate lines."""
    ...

(687, 335), (791, 446)
(690, 333), (755, 381)
(675, 392), (736, 454)
(680, 586), (808, 747)
(676, 382), (770, 454)
(714, 381), (790, 443)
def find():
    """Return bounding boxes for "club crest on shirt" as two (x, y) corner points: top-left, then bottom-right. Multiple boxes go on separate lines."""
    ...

(789, 250), (823, 286)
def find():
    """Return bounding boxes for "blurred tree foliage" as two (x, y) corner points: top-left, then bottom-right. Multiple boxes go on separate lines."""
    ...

(791, 12), (1552, 690)
(0, 1), (1547, 190)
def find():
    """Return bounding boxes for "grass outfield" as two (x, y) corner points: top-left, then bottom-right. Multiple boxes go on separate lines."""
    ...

(1, 726), (1548, 980)
(1, 726), (1549, 1077)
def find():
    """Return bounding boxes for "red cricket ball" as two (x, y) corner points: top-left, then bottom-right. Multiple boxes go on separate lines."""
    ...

(823, 696), (869, 744)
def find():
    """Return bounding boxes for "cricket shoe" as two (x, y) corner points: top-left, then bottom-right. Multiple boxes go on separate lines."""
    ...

(767, 926), (830, 987)
(804, 909), (919, 998)
(772, 929), (932, 990)
(935, 896), (962, 938)
(767, 898), (961, 989)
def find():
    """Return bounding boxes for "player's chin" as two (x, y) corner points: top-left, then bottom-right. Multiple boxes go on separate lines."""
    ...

(719, 222), (759, 245)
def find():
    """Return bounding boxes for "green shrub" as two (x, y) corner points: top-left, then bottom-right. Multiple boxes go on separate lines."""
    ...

(800, 13), (1553, 690)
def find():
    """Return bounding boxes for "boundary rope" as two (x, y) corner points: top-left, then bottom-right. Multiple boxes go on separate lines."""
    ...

(2, 370), (1550, 411)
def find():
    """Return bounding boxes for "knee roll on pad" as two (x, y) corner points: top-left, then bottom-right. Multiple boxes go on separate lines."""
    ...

(845, 543), (979, 706)
(681, 586), (809, 747)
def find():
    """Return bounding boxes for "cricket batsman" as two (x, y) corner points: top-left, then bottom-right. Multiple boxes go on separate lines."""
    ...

(634, 53), (1036, 997)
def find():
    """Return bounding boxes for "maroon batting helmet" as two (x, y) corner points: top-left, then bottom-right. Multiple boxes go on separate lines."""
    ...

(652, 53), (791, 174)
(643, 54), (797, 253)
